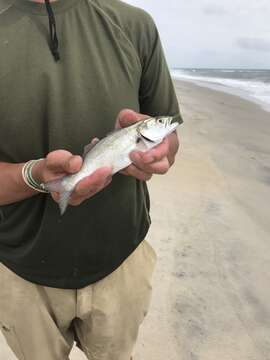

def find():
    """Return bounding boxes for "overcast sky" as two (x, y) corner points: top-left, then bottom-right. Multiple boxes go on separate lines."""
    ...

(124, 0), (270, 69)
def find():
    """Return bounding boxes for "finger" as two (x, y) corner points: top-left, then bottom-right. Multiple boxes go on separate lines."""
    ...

(145, 157), (170, 175)
(88, 138), (100, 148)
(120, 164), (152, 181)
(130, 152), (170, 175)
(51, 192), (60, 203)
(103, 176), (113, 188)
(46, 150), (72, 171)
(46, 150), (82, 174)
(69, 175), (113, 205)
(51, 190), (84, 206)
(115, 109), (148, 129)
(140, 137), (170, 164)
(119, 168), (130, 176)
(74, 167), (112, 196)
(69, 198), (85, 207)
(50, 173), (112, 207)
(83, 175), (112, 198)
(67, 155), (83, 173)
(91, 137), (99, 144)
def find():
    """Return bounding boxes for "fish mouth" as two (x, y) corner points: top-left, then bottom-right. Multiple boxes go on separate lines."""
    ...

(140, 134), (156, 143)
(138, 122), (179, 143)
(137, 116), (180, 143)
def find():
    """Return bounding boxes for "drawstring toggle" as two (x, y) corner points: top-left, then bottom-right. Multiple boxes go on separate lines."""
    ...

(45, 0), (60, 62)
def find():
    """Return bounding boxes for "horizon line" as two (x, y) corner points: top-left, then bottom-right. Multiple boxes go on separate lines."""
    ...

(170, 67), (270, 70)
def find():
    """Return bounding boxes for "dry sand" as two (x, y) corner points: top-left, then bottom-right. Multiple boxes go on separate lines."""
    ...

(1, 80), (270, 359)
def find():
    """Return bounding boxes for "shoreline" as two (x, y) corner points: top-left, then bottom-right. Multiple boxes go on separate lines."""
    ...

(172, 76), (270, 113)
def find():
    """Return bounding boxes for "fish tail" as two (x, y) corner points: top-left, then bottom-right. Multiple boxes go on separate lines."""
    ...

(59, 191), (72, 216)
(43, 178), (65, 193)
(43, 179), (72, 215)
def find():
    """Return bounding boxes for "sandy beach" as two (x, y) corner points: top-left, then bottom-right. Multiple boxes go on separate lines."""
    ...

(134, 80), (270, 360)
(1, 80), (270, 359)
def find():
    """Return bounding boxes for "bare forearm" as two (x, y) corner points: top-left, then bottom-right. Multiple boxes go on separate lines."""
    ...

(0, 162), (41, 205)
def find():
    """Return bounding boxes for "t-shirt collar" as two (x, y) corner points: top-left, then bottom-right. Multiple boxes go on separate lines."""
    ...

(13, 0), (80, 15)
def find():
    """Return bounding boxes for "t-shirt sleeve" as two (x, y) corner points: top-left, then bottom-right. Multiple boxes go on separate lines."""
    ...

(138, 14), (183, 125)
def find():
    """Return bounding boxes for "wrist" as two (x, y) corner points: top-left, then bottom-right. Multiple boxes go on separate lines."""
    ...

(22, 159), (49, 194)
(31, 158), (46, 184)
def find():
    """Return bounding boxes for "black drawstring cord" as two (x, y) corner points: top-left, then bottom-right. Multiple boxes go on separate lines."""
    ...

(44, 0), (60, 62)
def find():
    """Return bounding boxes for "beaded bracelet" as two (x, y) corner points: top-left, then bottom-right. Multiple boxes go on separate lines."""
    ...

(22, 159), (49, 193)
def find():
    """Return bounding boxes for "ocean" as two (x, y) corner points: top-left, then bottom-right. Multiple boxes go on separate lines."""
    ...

(171, 69), (270, 112)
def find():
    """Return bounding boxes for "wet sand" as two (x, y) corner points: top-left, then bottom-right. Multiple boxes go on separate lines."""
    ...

(1, 80), (270, 359)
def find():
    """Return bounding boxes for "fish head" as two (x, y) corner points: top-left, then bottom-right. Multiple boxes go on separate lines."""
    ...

(137, 116), (179, 143)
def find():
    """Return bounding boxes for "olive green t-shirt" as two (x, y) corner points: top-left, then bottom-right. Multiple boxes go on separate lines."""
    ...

(0, 0), (183, 288)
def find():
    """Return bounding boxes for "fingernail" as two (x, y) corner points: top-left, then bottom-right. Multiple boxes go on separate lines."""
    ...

(69, 156), (81, 173)
(130, 152), (140, 162)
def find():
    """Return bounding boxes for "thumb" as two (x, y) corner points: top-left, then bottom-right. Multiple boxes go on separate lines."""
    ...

(46, 150), (83, 174)
(115, 109), (148, 129)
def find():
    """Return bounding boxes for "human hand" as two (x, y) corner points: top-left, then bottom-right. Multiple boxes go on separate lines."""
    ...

(116, 109), (179, 181)
(32, 148), (112, 206)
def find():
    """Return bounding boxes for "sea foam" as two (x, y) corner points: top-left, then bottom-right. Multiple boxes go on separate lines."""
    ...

(171, 69), (270, 112)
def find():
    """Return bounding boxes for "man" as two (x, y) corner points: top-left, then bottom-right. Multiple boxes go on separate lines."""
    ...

(0, 0), (183, 359)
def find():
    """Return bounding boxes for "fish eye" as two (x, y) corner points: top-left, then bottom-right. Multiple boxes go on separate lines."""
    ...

(158, 118), (163, 123)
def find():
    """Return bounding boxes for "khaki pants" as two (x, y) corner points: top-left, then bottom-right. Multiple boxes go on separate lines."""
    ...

(0, 240), (156, 360)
